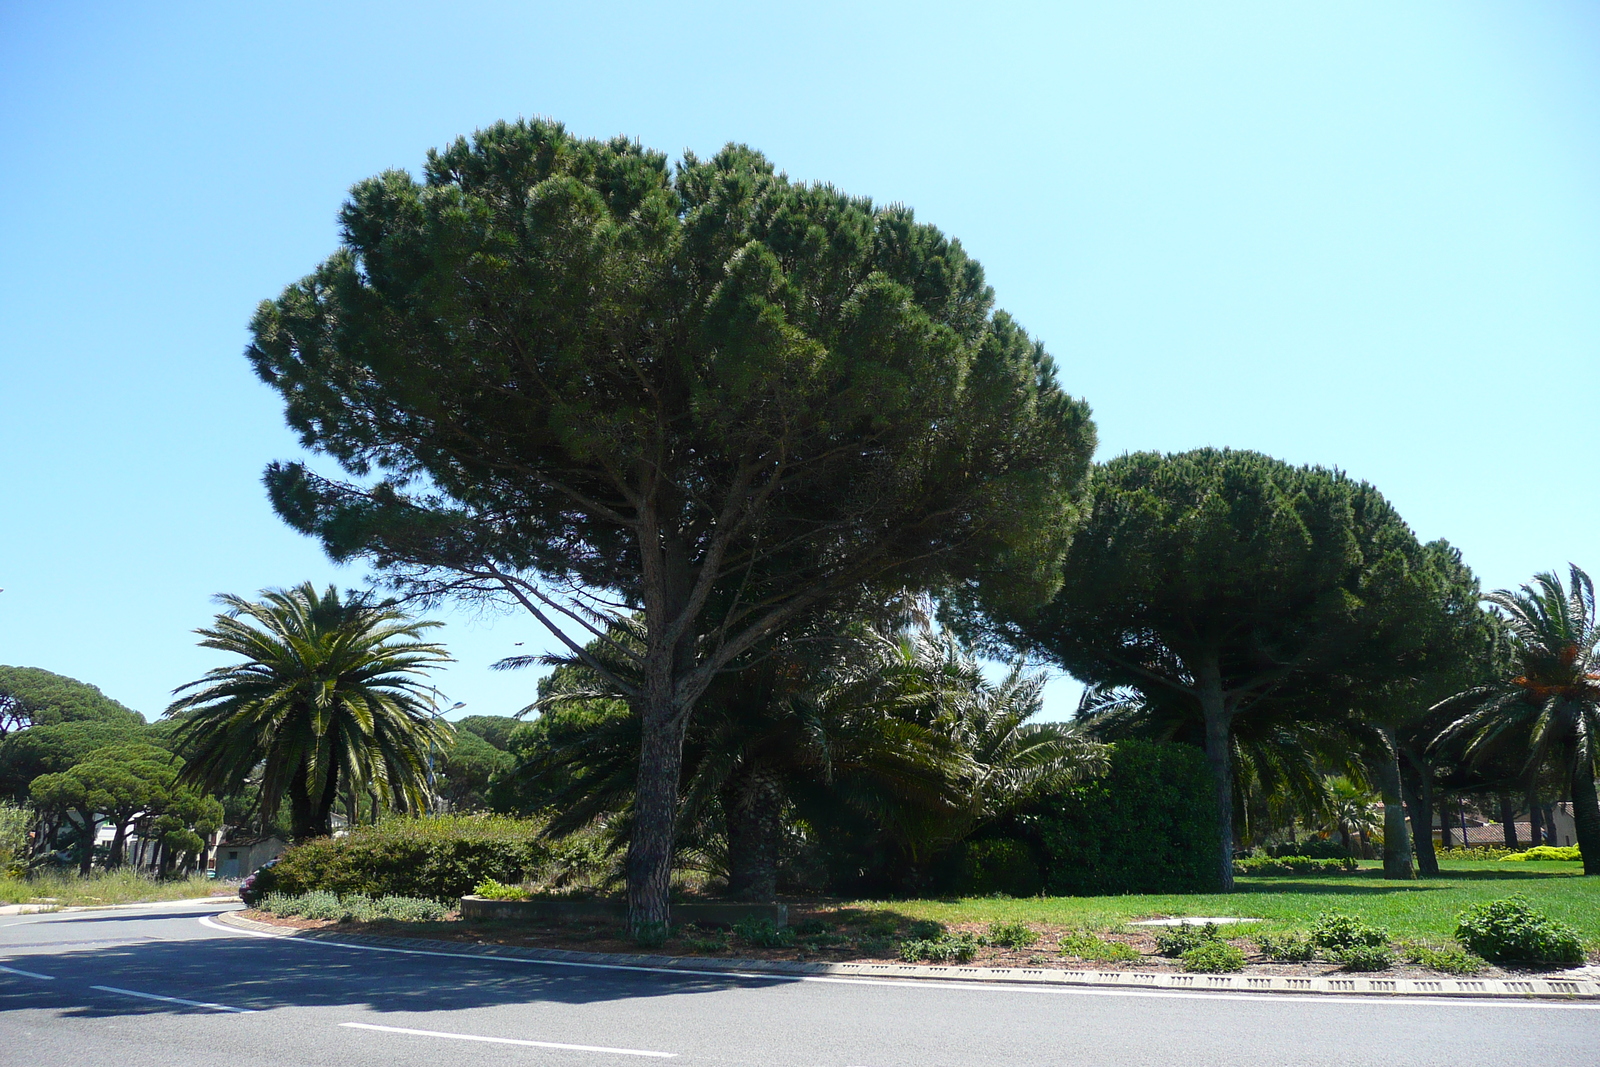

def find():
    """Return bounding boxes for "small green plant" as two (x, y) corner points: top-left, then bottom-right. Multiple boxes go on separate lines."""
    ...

(899, 932), (981, 963)
(793, 918), (831, 937)
(855, 936), (896, 956)
(473, 878), (533, 901)
(1309, 911), (1388, 953)
(1181, 941), (1246, 973)
(632, 921), (670, 948)
(987, 921), (1039, 949)
(733, 917), (796, 949)
(1454, 896), (1584, 964)
(1255, 932), (1316, 962)
(1154, 922), (1222, 957)
(1402, 943), (1486, 976)
(1334, 945), (1395, 972)
(1500, 846), (1582, 863)
(259, 891), (446, 923)
(1058, 932), (1140, 964)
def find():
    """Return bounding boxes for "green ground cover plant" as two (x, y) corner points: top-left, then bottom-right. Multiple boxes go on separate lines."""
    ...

(1255, 932), (1316, 961)
(1501, 846), (1581, 863)
(839, 862), (1598, 951)
(1057, 932), (1140, 963)
(1401, 943), (1487, 975)
(1454, 896), (1585, 963)
(986, 921), (1039, 949)
(1181, 940), (1246, 972)
(1154, 922), (1224, 957)
(259, 890), (449, 922)
(0, 870), (217, 908)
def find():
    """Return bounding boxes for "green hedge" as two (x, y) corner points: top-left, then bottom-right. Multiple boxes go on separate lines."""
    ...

(260, 816), (551, 902)
(1019, 740), (1221, 895)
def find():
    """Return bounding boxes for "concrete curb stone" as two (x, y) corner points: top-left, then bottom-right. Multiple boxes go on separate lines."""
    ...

(212, 910), (1600, 1000)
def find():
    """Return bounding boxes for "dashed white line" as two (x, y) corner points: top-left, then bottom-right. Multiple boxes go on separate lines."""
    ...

(0, 964), (55, 979)
(341, 1022), (676, 1057)
(91, 984), (255, 1013)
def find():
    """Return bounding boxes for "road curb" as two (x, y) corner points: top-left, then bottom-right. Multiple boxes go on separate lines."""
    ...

(212, 911), (1600, 1000)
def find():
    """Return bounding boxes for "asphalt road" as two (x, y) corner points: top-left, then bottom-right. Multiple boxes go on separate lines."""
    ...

(2, 900), (1596, 1067)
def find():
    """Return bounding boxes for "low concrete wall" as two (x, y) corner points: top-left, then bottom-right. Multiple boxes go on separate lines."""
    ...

(459, 895), (787, 928)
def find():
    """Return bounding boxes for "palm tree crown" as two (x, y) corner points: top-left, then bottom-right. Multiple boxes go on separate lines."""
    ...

(166, 582), (453, 840)
(1435, 565), (1600, 874)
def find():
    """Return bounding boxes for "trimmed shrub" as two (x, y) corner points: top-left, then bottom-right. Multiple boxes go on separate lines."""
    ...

(474, 878), (533, 900)
(987, 921), (1039, 949)
(1182, 941), (1245, 973)
(1234, 856), (1355, 876)
(1435, 845), (1515, 861)
(1255, 932), (1315, 962)
(1267, 838), (1349, 860)
(1022, 741), (1221, 896)
(947, 838), (1044, 898)
(1454, 896), (1585, 964)
(259, 891), (447, 923)
(1500, 846), (1581, 863)
(267, 816), (551, 902)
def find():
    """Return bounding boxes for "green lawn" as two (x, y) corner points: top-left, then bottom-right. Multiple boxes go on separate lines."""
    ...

(0, 870), (222, 908)
(840, 861), (1600, 946)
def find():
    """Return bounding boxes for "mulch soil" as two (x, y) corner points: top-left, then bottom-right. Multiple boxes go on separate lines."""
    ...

(238, 905), (1561, 981)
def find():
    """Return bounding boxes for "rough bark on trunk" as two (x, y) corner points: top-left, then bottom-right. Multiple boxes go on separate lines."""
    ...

(311, 761), (340, 838)
(1374, 729), (1414, 879)
(75, 810), (96, 876)
(1401, 751), (1438, 876)
(1196, 652), (1235, 892)
(1498, 792), (1518, 849)
(1569, 751), (1600, 875)
(108, 820), (128, 870)
(628, 705), (688, 931)
(723, 765), (784, 900)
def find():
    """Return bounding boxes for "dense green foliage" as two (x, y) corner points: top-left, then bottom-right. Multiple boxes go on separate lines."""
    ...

(1454, 896), (1585, 963)
(248, 117), (1097, 927)
(0, 666), (143, 732)
(1017, 740), (1220, 895)
(167, 583), (452, 839)
(1181, 940), (1246, 972)
(978, 448), (1466, 889)
(258, 816), (551, 902)
(1502, 846), (1581, 862)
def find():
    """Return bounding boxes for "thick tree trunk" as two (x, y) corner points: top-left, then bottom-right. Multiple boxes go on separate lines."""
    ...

(1498, 792), (1518, 849)
(288, 762), (316, 841)
(1569, 752), (1600, 875)
(629, 704), (689, 932)
(1196, 652), (1235, 892)
(1544, 802), (1558, 846)
(1400, 751), (1438, 876)
(312, 761), (340, 838)
(108, 819), (128, 870)
(1374, 730), (1413, 879)
(723, 765), (784, 901)
(75, 810), (96, 876)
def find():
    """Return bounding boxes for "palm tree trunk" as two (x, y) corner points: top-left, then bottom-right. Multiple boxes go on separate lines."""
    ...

(1569, 752), (1600, 875)
(724, 765), (784, 901)
(1498, 792), (1518, 849)
(288, 762), (316, 841)
(1374, 731), (1414, 879)
(1526, 788), (1542, 849)
(1400, 748), (1438, 876)
(1196, 652), (1235, 892)
(313, 761), (341, 837)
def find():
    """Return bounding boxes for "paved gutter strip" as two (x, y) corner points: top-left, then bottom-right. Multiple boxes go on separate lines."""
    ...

(212, 911), (1599, 1000)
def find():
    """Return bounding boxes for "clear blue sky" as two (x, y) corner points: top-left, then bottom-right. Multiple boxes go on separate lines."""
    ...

(2, 2), (1597, 724)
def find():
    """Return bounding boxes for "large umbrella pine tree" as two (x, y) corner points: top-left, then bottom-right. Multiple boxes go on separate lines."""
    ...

(166, 583), (453, 840)
(247, 120), (1096, 929)
(976, 449), (1440, 890)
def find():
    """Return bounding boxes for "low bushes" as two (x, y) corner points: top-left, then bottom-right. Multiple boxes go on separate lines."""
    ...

(1233, 856), (1355, 876)
(899, 931), (980, 963)
(986, 921), (1039, 949)
(1500, 846), (1582, 863)
(1255, 932), (1315, 962)
(1058, 932), (1139, 963)
(252, 816), (552, 902)
(1455, 896), (1585, 964)
(1182, 941), (1245, 973)
(260, 890), (449, 923)
(1154, 922), (1223, 957)
(1402, 943), (1486, 976)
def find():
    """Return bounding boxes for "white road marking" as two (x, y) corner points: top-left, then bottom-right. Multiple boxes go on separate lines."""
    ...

(341, 1021), (676, 1058)
(91, 984), (255, 1013)
(0, 964), (55, 979)
(199, 917), (1600, 1012)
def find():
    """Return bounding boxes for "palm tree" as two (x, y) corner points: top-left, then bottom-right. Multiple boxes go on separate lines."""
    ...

(1325, 776), (1380, 854)
(166, 583), (453, 840)
(1434, 565), (1600, 874)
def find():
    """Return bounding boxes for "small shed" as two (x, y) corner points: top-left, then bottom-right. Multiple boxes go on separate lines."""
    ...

(213, 836), (289, 879)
